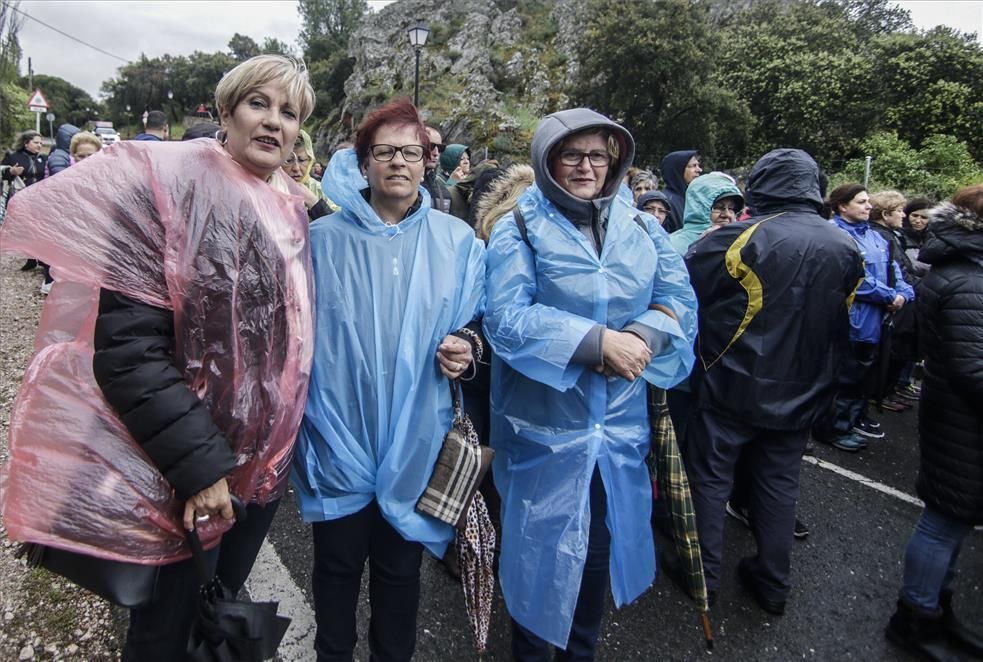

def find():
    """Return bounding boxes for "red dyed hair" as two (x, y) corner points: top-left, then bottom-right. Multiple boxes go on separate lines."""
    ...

(354, 97), (430, 167)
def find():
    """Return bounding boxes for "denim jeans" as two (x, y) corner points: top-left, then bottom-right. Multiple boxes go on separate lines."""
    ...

(311, 500), (423, 662)
(901, 506), (974, 611)
(511, 467), (611, 662)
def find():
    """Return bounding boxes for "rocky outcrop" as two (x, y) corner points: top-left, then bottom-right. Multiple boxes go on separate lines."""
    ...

(314, 0), (589, 162)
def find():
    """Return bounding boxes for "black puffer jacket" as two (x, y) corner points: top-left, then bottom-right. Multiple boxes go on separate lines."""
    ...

(915, 202), (983, 525)
(92, 289), (237, 500)
(1, 147), (46, 187)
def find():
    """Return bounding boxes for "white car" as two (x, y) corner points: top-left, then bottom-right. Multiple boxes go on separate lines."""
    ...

(94, 127), (121, 146)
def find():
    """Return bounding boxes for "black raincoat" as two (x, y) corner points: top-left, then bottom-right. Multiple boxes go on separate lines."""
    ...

(685, 149), (864, 430)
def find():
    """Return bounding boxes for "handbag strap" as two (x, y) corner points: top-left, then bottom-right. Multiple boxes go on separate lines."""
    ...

(185, 495), (248, 587)
(448, 378), (464, 423)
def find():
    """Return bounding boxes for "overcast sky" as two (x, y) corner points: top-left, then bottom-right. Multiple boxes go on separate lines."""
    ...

(15, 0), (983, 100)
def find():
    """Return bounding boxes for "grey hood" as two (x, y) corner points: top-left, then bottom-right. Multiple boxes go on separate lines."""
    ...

(530, 108), (635, 224)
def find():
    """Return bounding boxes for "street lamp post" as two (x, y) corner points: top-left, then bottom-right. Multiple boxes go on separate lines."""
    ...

(407, 19), (429, 107)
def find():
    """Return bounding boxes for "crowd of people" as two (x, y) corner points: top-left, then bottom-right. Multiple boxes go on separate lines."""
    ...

(0, 54), (980, 662)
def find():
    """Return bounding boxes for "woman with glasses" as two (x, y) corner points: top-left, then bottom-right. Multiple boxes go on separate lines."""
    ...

(483, 108), (697, 660)
(292, 97), (485, 662)
(282, 129), (339, 219)
(669, 172), (744, 255)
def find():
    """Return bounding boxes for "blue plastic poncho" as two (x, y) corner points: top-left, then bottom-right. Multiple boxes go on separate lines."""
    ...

(484, 176), (697, 646)
(291, 149), (486, 556)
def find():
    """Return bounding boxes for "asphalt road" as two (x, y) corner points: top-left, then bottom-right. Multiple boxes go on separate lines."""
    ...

(263, 401), (983, 661)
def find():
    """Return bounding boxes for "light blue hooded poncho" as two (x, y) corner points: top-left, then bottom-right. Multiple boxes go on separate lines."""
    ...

(483, 109), (698, 648)
(291, 148), (486, 556)
(669, 172), (744, 255)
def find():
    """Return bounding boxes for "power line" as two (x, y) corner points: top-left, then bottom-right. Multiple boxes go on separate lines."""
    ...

(11, 4), (130, 64)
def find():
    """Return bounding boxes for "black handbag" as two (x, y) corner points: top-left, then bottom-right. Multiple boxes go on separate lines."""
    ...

(17, 542), (160, 608)
(416, 379), (494, 530)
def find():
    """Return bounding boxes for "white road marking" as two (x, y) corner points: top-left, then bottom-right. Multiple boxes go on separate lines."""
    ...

(244, 539), (316, 662)
(803, 455), (923, 507)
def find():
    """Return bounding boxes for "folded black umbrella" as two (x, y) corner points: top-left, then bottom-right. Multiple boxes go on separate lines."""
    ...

(185, 500), (291, 662)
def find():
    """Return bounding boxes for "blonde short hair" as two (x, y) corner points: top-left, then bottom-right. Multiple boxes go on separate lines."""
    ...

(870, 190), (906, 222)
(214, 55), (315, 124)
(69, 131), (102, 157)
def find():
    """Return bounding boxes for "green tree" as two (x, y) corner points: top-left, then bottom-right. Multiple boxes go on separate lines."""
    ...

(102, 51), (235, 126)
(868, 29), (983, 161)
(19, 74), (101, 128)
(298, 0), (366, 61)
(717, 0), (880, 169)
(572, 0), (753, 167)
(260, 37), (293, 56)
(228, 33), (260, 62)
(297, 0), (367, 121)
(0, 0), (32, 146)
(836, 131), (983, 199)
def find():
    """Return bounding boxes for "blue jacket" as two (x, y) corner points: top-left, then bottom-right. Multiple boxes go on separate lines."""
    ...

(132, 133), (162, 141)
(484, 108), (697, 648)
(46, 124), (79, 176)
(832, 215), (915, 343)
(291, 149), (485, 557)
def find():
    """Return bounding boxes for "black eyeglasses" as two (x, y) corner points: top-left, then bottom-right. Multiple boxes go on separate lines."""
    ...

(711, 203), (739, 214)
(558, 150), (612, 167)
(370, 144), (426, 163)
(430, 143), (445, 153)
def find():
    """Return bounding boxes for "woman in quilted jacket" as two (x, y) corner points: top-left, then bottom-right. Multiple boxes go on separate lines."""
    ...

(885, 183), (983, 662)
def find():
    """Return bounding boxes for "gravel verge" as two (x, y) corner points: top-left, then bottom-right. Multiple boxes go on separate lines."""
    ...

(0, 255), (123, 660)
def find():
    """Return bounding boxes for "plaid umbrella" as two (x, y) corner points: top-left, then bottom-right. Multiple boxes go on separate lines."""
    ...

(646, 386), (714, 650)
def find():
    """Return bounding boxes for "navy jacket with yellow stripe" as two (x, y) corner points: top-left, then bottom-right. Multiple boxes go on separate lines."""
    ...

(684, 149), (864, 431)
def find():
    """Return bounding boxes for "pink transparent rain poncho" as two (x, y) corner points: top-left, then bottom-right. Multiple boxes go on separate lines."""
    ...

(0, 139), (313, 564)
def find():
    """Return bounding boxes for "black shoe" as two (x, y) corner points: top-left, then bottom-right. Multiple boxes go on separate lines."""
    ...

(19, 259), (38, 271)
(793, 518), (809, 540)
(886, 598), (963, 661)
(803, 439), (816, 455)
(737, 558), (785, 615)
(725, 501), (751, 530)
(940, 589), (983, 657)
(853, 418), (885, 439)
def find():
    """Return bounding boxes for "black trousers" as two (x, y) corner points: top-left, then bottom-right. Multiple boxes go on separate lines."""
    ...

(123, 499), (281, 662)
(311, 500), (423, 662)
(511, 467), (611, 662)
(814, 341), (878, 438)
(684, 410), (808, 601)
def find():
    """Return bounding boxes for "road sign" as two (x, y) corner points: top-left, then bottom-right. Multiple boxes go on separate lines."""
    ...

(45, 112), (54, 122)
(27, 88), (49, 112)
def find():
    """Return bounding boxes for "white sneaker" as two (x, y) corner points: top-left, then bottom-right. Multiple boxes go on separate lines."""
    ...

(40, 281), (52, 295)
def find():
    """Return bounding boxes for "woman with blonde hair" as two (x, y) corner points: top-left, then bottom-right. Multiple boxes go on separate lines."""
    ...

(1, 54), (316, 661)
(68, 131), (102, 162)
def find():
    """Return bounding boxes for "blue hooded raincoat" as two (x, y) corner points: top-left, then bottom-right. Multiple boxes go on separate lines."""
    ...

(483, 109), (698, 648)
(669, 173), (744, 255)
(832, 215), (915, 343)
(291, 149), (486, 556)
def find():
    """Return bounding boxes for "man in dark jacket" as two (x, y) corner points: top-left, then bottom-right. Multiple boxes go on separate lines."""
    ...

(659, 149), (701, 233)
(46, 123), (79, 176)
(133, 110), (169, 141)
(423, 126), (450, 214)
(886, 186), (983, 661)
(683, 148), (863, 615)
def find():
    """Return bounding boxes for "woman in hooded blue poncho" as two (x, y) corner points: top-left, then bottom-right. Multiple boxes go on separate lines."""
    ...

(291, 99), (486, 661)
(483, 108), (697, 659)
